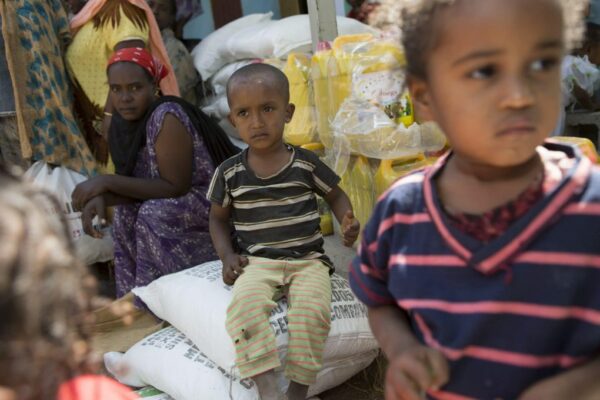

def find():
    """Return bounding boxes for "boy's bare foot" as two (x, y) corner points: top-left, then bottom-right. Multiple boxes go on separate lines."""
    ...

(287, 381), (309, 400)
(253, 370), (284, 400)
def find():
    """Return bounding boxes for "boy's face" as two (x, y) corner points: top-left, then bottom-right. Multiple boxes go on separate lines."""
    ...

(410, 0), (564, 168)
(228, 79), (294, 151)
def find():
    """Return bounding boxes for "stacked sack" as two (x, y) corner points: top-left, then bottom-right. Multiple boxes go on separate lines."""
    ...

(105, 260), (380, 400)
(192, 13), (378, 143)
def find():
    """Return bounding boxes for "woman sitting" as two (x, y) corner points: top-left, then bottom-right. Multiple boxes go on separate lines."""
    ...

(72, 48), (238, 302)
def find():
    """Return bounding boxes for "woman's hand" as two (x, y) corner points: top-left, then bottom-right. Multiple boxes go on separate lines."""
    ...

(81, 195), (107, 239)
(72, 176), (109, 211)
(222, 253), (248, 285)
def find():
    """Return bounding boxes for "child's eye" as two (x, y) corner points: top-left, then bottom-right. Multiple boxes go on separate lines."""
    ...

(264, 106), (273, 112)
(237, 110), (248, 117)
(530, 58), (558, 72)
(110, 86), (119, 93)
(468, 65), (497, 80)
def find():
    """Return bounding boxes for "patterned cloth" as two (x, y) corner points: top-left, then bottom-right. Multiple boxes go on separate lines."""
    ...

(162, 28), (201, 105)
(0, 116), (29, 169)
(175, 0), (202, 24)
(113, 101), (217, 298)
(0, 0), (97, 176)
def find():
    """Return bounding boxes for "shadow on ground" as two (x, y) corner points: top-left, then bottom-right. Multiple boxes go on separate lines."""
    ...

(320, 354), (386, 400)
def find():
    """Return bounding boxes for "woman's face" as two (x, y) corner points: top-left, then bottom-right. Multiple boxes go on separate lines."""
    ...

(108, 62), (156, 121)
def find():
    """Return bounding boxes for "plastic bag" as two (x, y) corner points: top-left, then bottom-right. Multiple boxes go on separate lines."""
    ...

(562, 55), (600, 108)
(24, 161), (113, 264)
(312, 34), (446, 164)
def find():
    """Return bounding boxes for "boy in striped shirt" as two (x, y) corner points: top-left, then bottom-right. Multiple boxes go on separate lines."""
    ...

(207, 63), (360, 400)
(350, 0), (600, 399)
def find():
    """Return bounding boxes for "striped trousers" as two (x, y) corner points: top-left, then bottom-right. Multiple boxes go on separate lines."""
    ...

(225, 256), (332, 385)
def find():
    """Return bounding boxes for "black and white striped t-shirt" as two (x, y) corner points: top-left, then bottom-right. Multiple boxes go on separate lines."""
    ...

(207, 146), (340, 269)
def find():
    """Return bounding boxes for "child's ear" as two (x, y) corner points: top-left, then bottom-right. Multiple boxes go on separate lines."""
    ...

(407, 75), (434, 122)
(285, 103), (295, 123)
(228, 112), (237, 128)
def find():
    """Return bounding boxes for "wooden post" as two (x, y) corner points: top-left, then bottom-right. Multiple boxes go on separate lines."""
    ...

(210, 0), (243, 29)
(307, 0), (339, 53)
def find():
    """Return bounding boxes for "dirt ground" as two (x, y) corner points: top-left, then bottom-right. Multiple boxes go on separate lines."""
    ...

(320, 354), (386, 400)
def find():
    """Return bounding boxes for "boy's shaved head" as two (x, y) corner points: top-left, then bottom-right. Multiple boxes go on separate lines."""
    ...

(227, 63), (290, 104)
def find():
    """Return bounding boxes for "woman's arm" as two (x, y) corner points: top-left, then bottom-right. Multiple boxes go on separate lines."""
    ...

(106, 113), (193, 200)
(73, 113), (193, 209)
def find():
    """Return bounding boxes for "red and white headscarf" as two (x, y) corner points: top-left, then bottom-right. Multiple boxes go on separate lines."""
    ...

(107, 47), (169, 83)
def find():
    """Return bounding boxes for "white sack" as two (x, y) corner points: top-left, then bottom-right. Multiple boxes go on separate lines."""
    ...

(106, 326), (378, 400)
(23, 161), (113, 264)
(133, 261), (378, 376)
(192, 14), (377, 80)
(265, 15), (379, 58)
(192, 13), (273, 79)
(201, 95), (230, 120)
(209, 60), (255, 96)
(105, 327), (258, 400)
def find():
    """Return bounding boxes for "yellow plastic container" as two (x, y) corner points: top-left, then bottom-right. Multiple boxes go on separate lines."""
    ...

(311, 49), (336, 148)
(300, 142), (324, 153)
(549, 136), (598, 163)
(340, 155), (375, 229)
(374, 153), (436, 198)
(283, 53), (317, 146)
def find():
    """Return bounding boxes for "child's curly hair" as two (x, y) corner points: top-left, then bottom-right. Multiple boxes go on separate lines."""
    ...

(0, 169), (96, 399)
(389, 0), (589, 79)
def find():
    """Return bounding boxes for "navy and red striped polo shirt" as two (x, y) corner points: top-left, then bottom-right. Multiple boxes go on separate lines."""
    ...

(350, 143), (600, 399)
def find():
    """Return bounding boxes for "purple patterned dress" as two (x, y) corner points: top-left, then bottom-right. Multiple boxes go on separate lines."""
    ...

(113, 101), (217, 299)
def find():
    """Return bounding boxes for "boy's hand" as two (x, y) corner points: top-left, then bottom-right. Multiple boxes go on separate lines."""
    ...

(518, 356), (600, 400)
(341, 210), (360, 247)
(386, 345), (449, 400)
(222, 253), (248, 285)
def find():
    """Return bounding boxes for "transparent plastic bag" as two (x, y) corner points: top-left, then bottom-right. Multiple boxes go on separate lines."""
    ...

(333, 98), (446, 158)
(313, 34), (446, 163)
(562, 55), (600, 108)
